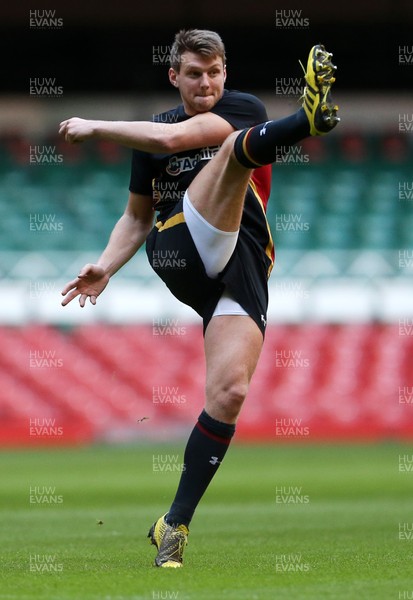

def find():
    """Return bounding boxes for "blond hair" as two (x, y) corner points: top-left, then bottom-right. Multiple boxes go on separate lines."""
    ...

(169, 29), (226, 71)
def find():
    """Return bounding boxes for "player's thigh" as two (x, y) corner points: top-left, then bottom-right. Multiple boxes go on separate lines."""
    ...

(187, 132), (252, 232)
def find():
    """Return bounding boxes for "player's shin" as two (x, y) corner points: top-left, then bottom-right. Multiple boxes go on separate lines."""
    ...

(233, 108), (310, 168)
(165, 409), (235, 527)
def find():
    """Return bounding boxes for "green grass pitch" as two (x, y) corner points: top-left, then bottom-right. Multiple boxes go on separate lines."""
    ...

(1, 442), (412, 599)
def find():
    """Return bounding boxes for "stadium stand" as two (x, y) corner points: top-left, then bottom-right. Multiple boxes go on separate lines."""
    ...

(1, 131), (412, 445)
(0, 322), (412, 446)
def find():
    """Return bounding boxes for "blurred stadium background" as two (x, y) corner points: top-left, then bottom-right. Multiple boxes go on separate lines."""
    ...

(1, 1), (413, 448)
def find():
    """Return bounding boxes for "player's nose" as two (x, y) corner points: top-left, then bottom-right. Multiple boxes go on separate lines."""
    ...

(199, 73), (210, 89)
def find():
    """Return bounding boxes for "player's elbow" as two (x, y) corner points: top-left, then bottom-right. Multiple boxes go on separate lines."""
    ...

(154, 130), (183, 154)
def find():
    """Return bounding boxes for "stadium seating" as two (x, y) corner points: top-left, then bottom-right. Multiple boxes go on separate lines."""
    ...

(1, 131), (412, 446)
(0, 131), (412, 253)
(0, 323), (412, 446)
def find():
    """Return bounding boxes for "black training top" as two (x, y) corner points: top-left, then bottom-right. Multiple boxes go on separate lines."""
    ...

(129, 89), (269, 220)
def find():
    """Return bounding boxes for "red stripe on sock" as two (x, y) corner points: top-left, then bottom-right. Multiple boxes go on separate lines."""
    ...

(196, 422), (232, 445)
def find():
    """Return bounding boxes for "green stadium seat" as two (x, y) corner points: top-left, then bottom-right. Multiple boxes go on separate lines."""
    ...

(312, 214), (356, 249)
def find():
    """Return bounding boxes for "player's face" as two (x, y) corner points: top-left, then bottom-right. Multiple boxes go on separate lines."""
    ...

(169, 52), (226, 115)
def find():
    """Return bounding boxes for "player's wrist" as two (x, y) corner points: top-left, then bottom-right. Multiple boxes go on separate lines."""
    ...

(92, 120), (106, 140)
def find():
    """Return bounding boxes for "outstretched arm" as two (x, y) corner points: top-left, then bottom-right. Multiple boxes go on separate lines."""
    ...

(61, 192), (154, 307)
(58, 112), (235, 154)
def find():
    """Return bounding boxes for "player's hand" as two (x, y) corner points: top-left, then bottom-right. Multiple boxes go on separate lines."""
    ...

(59, 117), (95, 143)
(61, 264), (110, 307)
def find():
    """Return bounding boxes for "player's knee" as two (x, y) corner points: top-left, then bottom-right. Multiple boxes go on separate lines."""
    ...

(207, 377), (249, 420)
(221, 130), (242, 161)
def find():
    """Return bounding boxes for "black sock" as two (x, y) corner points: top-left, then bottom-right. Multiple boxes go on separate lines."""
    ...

(233, 107), (310, 168)
(166, 410), (235, 527)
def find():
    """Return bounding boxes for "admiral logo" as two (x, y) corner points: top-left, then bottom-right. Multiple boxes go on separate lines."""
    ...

(166, 146), (220, 176)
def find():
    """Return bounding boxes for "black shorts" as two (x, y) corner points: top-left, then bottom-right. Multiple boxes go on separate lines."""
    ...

(145, 200), (270, 337)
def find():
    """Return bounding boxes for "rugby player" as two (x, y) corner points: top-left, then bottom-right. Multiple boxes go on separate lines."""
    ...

(59, 29), (339, 567)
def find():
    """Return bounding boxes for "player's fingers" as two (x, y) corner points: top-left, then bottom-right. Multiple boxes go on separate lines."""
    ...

(90, 296), (97, 306)
(58, 121), (67, 136)
(61, 278), (80, 295)
(79, 294), (87, 308)
(61, 289), (80, 307)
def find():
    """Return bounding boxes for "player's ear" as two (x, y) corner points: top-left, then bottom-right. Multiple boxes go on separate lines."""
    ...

(168, 68), (179, 88)
(223, 65), (227, 82)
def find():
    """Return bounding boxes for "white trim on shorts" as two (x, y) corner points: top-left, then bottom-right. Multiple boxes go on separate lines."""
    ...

(183, 191), (248, 318)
